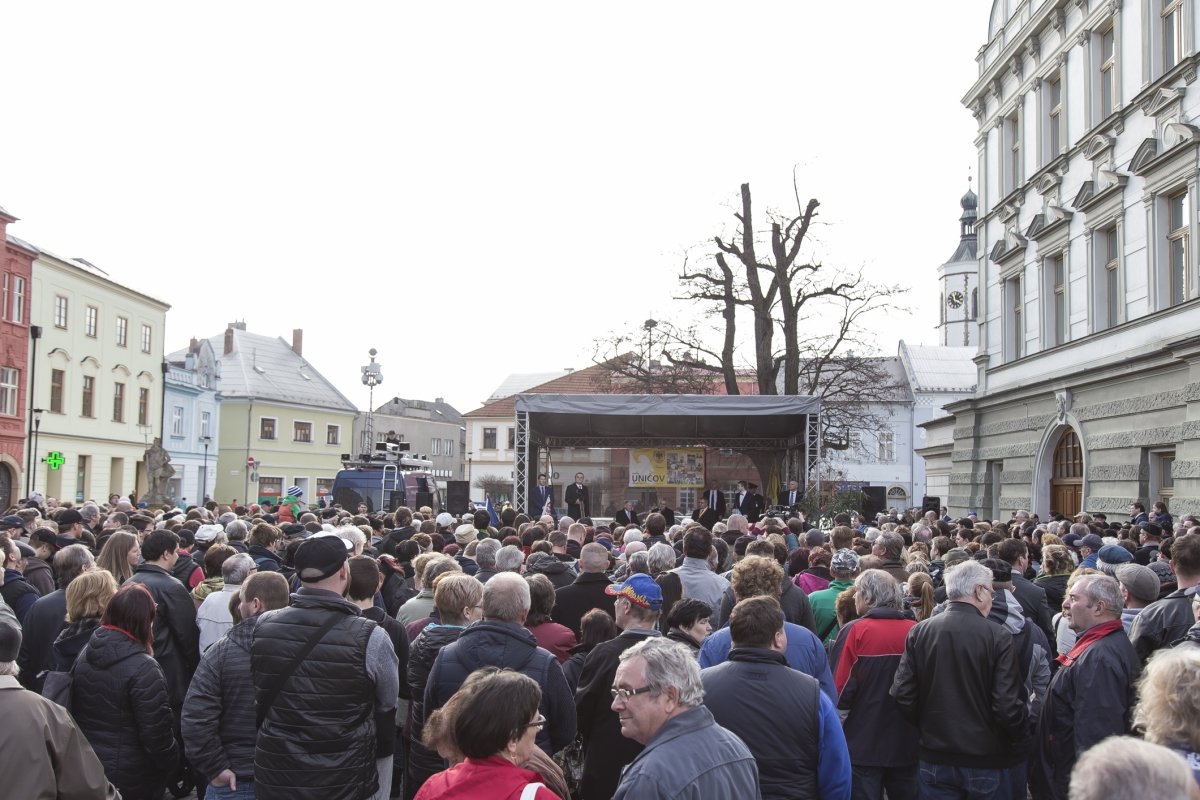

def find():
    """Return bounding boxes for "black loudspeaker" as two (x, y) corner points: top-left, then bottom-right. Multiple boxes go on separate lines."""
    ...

(922, 496), (941, 514)
(446, 481), (469, 516)
(861, 486), (886, 520)
(415, 491), (433, 511)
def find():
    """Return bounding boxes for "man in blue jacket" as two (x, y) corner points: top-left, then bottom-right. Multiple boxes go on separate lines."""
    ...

(702, 596), (851, 800)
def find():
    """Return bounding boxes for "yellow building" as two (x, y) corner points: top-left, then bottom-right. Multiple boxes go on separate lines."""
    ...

(200, 323), (356, 508)
(27, 250), (169, 504)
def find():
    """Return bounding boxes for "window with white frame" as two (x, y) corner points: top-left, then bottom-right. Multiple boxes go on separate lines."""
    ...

(877, 432), (895, 462)
(85, 305), (98, 338)
(81, 376), (95, 417)
(1, 275), (7, 322)
(1163, 0), (1185, 72)
(141, 324), (152, 354)
(50, 369), (65, 413)
(1167, 189), (1190, 306)
(1003, 110), (1021, 195)
(1097, 22), (1116, 121)
(116, 316), (128, 347)
(1095, 226), (1122, 330)
(54, 295), (68, 328)
(444, 439), (454, 456)
(1045, 253), (1067, 347)
(293, 421), (312, 443)
(260, 417), (276, 440)
(1005, 273), (1024, 360)
(171, 405), (184, 436)
(1044, 72), (1063, 163)
(201, 410), (212, 439)
(431, 438), (441, 456)
(326, 424), (339, 445)
(483, 427), (497, 449)
(10, 277), (23, 323)
(138, 387), (150, 426)
(0, 368), (18, 416)
(112, 382), (125, 423)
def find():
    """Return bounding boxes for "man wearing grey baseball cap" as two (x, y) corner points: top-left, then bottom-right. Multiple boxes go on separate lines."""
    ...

(250, 535), (399, 799)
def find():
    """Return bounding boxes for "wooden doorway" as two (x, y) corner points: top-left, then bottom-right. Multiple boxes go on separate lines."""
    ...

(1050, 429), (1083, 516)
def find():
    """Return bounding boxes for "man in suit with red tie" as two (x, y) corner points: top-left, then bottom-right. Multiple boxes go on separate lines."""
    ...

(704, 481), (727, 519)
(692, 496), (719, 530)
(529, 473), (555, 520)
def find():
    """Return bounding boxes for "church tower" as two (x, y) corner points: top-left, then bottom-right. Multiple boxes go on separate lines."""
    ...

(937, 183), (979, 347)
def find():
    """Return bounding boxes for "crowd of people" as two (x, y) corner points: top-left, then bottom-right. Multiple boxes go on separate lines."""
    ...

(1, 490), (1199, 800)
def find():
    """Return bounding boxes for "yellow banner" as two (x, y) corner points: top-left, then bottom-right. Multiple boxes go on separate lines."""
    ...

(629, 448), (705, 488)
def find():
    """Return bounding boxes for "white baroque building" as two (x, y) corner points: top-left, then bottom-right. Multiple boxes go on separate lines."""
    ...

(933, 0), (1200, 518)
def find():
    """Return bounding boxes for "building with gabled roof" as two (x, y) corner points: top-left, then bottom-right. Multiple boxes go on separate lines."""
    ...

(181, 322), (356, 508)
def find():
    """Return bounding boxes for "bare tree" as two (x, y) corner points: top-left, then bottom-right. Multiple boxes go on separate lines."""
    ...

(473, 474), (512, 503)
(593, 181), (909, 489)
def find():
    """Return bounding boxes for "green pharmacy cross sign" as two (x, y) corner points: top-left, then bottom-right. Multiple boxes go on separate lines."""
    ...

(45, 451), (65, 470)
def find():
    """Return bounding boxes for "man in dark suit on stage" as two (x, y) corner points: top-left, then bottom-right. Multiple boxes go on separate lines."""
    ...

(692, 496), (719, 530)
(529, 473), (555, 519)
(565, 472), (590, 519)
(613, 501), (639, 527)
(733, 481), (764, 523)
(778, 479), (802, 510)
(703, 481), (727, 518)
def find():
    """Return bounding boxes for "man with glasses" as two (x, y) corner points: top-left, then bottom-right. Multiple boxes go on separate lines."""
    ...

(611, 637), (759, 799)
(890, 559), (1028, 800)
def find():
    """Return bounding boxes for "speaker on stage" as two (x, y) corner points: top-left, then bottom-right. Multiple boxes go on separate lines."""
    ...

(921, 495), (941, 515)
(446, 481), (470, 516)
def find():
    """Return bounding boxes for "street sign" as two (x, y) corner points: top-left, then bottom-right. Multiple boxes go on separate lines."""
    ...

(246, 456), (256, 468)
(45, 451), (65, 470)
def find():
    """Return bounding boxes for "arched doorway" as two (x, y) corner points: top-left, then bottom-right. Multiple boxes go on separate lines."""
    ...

(1050, 429), (1083, 517)
(0, 464), (11, 511)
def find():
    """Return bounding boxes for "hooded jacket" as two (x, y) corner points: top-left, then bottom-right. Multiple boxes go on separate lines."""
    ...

(71, 626), (179, 800)
(425, 620), (576, 755)
(1128, 587), (1196, 662)
(524, 553), (575, 589)
(988, 588), (1052, 724)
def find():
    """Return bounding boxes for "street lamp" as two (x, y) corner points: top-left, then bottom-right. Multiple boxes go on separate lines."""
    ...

(361, 348), (383, 456)
(24, 325), (43, 498)
(30, 408), (44, 497)
(199, 435), (212, 503)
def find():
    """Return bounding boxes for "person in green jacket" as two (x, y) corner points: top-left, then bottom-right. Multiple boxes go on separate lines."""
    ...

(808, 548), (860, 642)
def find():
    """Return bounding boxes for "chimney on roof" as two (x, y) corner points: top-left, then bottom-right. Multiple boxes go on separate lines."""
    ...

(189, 337), (198, 354)
(224, 326), (235, 355)
(227, 320), (246, 331)
(292, 328), (303, 356)
(435, 397), (443, 404)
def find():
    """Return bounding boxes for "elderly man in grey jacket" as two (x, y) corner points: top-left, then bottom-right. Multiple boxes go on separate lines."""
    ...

(612, 637), (760, 799)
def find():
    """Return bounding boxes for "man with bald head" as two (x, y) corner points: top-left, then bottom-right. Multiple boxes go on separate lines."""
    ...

(553, 542), (616, 636)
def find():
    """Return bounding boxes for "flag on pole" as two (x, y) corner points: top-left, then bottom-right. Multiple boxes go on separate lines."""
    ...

(485, 496), (500, 527)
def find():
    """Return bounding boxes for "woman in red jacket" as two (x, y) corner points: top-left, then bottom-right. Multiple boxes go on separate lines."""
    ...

(415, 669), (562, 800)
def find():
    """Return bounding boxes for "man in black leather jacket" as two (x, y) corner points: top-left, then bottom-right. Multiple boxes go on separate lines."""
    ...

(890, 559), (1028, 798)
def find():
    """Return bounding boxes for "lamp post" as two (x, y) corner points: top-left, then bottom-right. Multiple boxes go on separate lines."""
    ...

(25, 325), (43, 498)
(199, 435), (212, 503)
(30, 408), (44, 497)
(360, 349), (383, 455)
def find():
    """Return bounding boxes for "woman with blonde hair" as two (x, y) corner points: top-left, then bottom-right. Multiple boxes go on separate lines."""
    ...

(96, 530), (141, 585)
(904, 572), (936, 622)
(51, 568), (119, 672)
(1134, 646), (1200, 785)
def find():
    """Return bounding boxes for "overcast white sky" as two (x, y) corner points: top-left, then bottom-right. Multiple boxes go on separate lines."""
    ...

(1, 1), (989, 415)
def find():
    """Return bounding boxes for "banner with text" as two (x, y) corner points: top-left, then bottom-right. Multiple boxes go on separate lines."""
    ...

(629, 448), (705, 488)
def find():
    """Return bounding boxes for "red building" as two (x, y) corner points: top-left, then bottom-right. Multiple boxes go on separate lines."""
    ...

(0, 205), (36, 509)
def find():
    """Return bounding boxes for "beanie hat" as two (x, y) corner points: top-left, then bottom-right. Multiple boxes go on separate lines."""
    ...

(287, 486), (303, 498)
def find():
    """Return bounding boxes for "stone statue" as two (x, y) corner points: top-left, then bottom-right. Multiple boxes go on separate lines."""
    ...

(144, 437), (176, 505)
